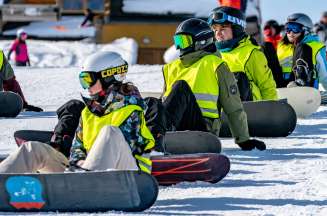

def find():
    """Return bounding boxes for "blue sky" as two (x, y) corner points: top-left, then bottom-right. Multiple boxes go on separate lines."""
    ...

(261, 0), (326, 25)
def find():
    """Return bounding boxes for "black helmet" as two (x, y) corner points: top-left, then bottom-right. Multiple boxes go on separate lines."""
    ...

(208, 6), (246, 30)
(264, 20), (283, 34)
(174, 18), (214, 56)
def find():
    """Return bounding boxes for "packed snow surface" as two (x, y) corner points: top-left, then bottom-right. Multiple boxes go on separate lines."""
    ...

(1, 40), (327, 215)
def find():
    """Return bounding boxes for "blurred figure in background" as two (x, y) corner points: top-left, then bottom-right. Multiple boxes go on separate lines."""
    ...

(262, 20), (285, 87)
(7, 29), (31, 67)
(80, 8), (95, 27)
(314, 11), (327, 46)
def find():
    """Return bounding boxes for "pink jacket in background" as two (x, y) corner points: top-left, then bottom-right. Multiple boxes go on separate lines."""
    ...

(10, 39), (29, 63)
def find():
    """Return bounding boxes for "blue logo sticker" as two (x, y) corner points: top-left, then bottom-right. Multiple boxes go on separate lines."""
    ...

(5, 176), (45, 209)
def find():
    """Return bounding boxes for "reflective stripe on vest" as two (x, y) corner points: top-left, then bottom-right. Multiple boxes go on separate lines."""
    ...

(307, 41), (325, 79)
(163, 54), (223, 119)
(277, 42), (294, 74)
(81, 104), (155, 173)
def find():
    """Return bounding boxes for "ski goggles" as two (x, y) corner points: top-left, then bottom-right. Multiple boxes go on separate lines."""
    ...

(208, 11), (246, 28)
(285, 22), (303, 34)
(174, 34), (193, 49)
(79, 71), (100, 89)
(79, 62), (128, 89)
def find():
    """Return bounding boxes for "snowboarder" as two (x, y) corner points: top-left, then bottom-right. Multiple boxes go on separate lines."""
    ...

(277, 13), (327, 89)
(0, 50), (42, 112)
(0, 51), (155, 173)
(208, 6), (277, 101)
(261, 20), (285, 87)
(7, 29), (31, 67)
(314, 11), (327, 46)
(145, 18), (266, 152)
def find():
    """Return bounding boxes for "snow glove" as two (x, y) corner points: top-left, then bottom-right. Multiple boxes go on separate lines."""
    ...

(23, 104), (43, 112)
(237, 139), (266, 151)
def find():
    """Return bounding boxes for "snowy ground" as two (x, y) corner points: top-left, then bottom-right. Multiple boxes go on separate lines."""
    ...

(1, 40), (327, 215)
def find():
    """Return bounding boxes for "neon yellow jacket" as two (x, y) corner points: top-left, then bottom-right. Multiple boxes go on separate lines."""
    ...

(220, 37), (277, 101)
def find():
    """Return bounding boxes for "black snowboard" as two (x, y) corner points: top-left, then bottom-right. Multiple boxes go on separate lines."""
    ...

(321, 91), (327, 105)
(0, 91), (23, 117)
(14, 130), (222, 154)
(219, 100), (297, 137)
(0, 170), (158, 212)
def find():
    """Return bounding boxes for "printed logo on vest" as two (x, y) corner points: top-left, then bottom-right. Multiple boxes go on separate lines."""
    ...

(5, 176), (45, 209)
(230, 84), (238, 95)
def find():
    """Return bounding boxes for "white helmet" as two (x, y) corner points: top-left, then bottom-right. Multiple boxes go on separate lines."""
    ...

(16, 28), (27, 38)
(79, 51), (128, 89)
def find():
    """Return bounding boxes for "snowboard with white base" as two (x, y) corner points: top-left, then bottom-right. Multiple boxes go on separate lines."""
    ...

(277, 87), (321, 118)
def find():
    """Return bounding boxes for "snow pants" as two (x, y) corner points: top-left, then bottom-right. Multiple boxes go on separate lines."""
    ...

(145, 80), (208, 137)
(0, 126), (138, 173)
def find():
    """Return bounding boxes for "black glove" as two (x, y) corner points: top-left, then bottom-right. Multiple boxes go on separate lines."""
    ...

(24, 104), (43, 112)
(238, 139), (266, 151)
(49, 134), (73, 157)
(132, 145), (144, 156)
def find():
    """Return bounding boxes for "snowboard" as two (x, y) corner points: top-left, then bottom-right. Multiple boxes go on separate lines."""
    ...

(14, 130), (222, 154)
(0, 170), (158, 212)
(0, 91), (23, 117)
(140, 92), (297, 137)
(320, 91), (327, 105)
(152, 153), (230, 186)
(13, 130), (228, 185)
(219, 100), (297, 137)
(277, 87), (321, 118)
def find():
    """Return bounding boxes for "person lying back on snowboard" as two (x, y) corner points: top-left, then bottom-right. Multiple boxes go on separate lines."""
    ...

(145, 18), (266, 151)
(0, 49), (42, 112)
(208, 6), (277, 101)
(0, 51), (155, 173)
(277, 13), (327, 89)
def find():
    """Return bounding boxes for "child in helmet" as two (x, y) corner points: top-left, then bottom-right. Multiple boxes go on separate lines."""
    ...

(7, 29), (31, 67)
(208, 6), (277, 101)
(277, 13), (327, 89)
(0, 51), (154, 174)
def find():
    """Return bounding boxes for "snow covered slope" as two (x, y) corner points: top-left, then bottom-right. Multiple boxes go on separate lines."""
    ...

(1, 40), (327, 215)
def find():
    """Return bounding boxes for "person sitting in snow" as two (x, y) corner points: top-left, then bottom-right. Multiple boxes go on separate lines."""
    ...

(0, 51), (155, 174)
(0, 50), (42, 112)
(7, 29), (31, 67)
(277, 13), (327, 89)
(145, 18), (266, 152)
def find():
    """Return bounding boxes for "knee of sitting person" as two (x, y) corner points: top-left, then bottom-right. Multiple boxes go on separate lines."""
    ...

(22, 141), (49, 152)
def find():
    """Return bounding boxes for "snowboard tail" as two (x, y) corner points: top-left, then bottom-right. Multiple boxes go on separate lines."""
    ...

(152, 153), (230, 185)
(0, 91), (23, 117)
(0, 171), (158, 212)
(220, 100), (297, 137)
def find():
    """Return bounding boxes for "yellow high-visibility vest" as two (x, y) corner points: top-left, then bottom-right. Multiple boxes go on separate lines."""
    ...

(163, 54), (223, 119)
